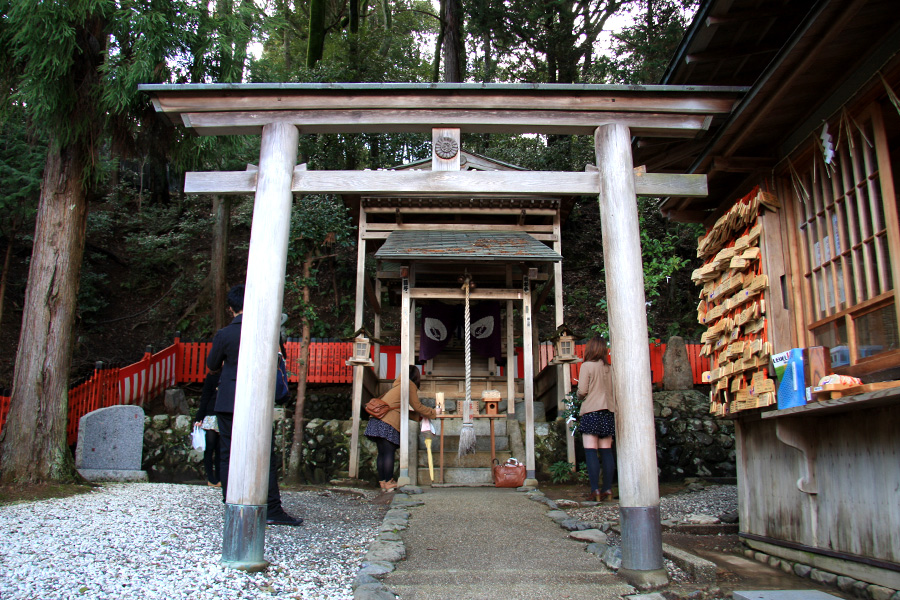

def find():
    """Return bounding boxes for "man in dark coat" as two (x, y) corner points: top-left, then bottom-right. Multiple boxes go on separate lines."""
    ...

(207, 284), (302, 526)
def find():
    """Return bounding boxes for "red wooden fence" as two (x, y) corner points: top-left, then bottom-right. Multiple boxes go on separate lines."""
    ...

(0, 337), (708, 442)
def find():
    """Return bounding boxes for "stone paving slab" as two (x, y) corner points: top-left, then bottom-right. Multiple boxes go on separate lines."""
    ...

(382, 487), (635, 600)
(734, 591), (845, 600)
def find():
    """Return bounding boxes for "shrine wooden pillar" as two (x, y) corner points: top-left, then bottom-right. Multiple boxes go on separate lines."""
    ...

(522, 274), (537, 485)
(506, 265), (516, 416)
(594, 123), (666, 588)
(398, 270), (412, 485)
(553, 212), (576, 466)
(222, 122), (299, 571)
(348, 209), (367, 479)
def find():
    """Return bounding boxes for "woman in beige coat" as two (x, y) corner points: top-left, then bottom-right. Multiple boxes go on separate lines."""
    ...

(365, 365), (437, 491)
(577, 336), (618, 501)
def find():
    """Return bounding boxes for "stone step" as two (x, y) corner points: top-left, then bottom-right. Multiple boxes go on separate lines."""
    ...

(417, 466), (495, 485)
(388, 574), (631, 600)
(733, 592), (845, 600)
(434, 418), (507, 436)
(418, 433), (509, 452)
(417, 450), (511, 468)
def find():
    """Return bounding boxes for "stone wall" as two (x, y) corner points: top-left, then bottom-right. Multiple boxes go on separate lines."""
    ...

(140, 387), (734, 483)
(653, 390), (735, 480)
(527, 389), (735, 481)
(141, 414), (203, 482)
(140, 396), (374, 484)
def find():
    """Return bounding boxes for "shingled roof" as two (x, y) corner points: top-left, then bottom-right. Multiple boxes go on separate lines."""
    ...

(374, 231), (562, 263)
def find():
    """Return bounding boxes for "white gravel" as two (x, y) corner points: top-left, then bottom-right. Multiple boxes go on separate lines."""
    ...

(569, 483), (739, 527)
(0, 483), (386, 600)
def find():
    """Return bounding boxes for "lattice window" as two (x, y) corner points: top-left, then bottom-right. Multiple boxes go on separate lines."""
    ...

(793, 103), (900, 372)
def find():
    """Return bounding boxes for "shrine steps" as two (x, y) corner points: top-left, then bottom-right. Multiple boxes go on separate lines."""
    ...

(412, 414), (528, 487)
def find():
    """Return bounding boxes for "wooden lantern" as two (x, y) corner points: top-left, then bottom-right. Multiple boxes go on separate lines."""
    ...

(347, 335), (374, 367)
(482, 390), (501, 415)
(553, 333), (580, 364)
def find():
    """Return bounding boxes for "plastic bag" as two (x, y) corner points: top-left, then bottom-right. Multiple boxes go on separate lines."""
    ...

(191, 424), (206, 451)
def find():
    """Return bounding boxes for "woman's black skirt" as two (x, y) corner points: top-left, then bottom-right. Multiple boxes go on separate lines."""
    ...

(364, 417), (400, 445)
(579, 409), (616, 438)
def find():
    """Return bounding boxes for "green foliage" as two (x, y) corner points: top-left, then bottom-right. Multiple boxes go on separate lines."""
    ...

(76, 255), (110, 323)
(288, 195), (355, 261)
(285, 195), (356, 338)
(575, 462), (589, 484)
(605, 0), (699, 84)
(250, 0), (437, 84)
(549, 460), (576, 484)
(637, 198), (705, 338)
(0, 107), (45, 238)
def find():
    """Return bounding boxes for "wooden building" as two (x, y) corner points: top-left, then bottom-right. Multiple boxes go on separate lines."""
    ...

(635, 0), (900, 591)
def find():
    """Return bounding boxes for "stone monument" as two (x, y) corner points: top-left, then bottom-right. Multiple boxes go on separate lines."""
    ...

(76, 405), (149, 482)
(662, 336), (695, 391)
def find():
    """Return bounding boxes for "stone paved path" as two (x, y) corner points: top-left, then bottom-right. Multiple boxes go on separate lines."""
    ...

(384, 487), (635, 599)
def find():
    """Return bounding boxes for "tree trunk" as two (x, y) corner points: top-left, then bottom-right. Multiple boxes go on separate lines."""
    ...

(0, 141), (87, 484)
(307, 0), (326, 68)
(379, 0), (393, 57)
(432, 0), (446, 82)
(211, 195), (231, 331)
(348, 0), (359, 79)
(441, 0), (463, 82)
(482, 31), (493, 82)
(285, 254), (313, 483)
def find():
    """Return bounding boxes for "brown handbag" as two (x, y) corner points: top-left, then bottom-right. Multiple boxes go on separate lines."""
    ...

(364, 396), (390, 419)
(492, 458), (526, 488)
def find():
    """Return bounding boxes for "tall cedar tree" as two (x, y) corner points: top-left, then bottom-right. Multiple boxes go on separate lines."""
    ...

(0, 0), (190, 484)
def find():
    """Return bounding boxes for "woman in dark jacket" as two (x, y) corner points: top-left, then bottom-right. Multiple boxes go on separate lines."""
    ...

(193, 370), (221, 487)
(364, 365), (437, 491)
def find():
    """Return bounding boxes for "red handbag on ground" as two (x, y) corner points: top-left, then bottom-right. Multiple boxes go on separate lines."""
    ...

(492, 458), (526, 488)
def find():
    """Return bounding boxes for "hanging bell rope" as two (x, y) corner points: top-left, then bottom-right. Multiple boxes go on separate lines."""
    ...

(458, 273), (477, 458)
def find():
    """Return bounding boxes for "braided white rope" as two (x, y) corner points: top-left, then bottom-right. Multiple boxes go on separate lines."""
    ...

(464, 276), (472, 414)
(458, 275), (476, 457)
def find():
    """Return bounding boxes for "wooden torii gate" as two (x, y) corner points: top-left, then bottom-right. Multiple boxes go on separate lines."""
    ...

(142, 82), (742, 587)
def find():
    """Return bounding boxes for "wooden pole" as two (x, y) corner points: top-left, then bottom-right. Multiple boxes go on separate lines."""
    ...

(506, 265), (515, 416)
(594, 123), (666, 586)
(398, 272), (411, 485)
(374, 277), (382, 375)
(553, 212), (575, 467)
(223, 122), (298, 570)
(522, 275), (537, 485)
(348, 210), (367, 479)
(405, 265), (417, 486)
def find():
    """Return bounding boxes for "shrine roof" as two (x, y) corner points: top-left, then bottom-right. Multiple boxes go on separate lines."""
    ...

(374, 231), (562, 263)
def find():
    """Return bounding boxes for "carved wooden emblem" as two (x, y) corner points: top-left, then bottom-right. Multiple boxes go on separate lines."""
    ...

(434, 136), (459, 160)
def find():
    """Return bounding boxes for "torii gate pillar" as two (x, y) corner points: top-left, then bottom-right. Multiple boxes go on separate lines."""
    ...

(222, 122), (299, 571)
(595, 123), (667, 589)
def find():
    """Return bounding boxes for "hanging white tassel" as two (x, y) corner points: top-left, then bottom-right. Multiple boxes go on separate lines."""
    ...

(458, 275), (477, 458)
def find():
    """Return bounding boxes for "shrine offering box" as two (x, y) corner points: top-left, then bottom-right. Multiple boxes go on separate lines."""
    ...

(772, 348), (806, 409)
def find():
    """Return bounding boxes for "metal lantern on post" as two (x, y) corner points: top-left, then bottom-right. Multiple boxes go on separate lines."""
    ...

(346, 328), (375, 367)
(550, 324), (582, 365)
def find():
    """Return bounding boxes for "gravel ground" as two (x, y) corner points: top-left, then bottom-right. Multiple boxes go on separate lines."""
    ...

(568, 483), (738, 528)
(0, 483), (386, 600)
